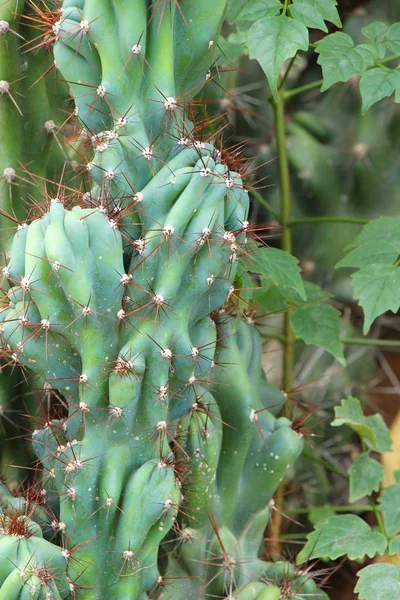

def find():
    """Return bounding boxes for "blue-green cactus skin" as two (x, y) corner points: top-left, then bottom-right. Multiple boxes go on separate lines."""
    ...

(0, 1), (323, 599)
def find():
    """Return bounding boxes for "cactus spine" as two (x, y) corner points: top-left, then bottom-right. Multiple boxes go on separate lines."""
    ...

(0, 1), (327, 598)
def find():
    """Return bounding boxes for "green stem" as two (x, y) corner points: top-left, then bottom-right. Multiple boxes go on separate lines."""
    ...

(282, 0), (290, 15)
(288, 505), (373, 515)
(250, 190), (282, 223)
(343, 337), (400, 348)
(273, 89), (293, 415)
(287, 216), (369, 226)
(284, 79), (323, 101)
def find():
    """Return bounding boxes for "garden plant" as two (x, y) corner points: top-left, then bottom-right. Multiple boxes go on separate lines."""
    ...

(1, 0), (400, 599)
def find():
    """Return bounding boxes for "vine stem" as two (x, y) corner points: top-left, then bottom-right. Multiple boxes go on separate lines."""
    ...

(274, 88), (294, 414)
(287, 216), (369, 226)
(269, 83), (294, 557)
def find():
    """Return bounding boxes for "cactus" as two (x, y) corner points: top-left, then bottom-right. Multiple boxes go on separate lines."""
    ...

(0, 1), (323, 598)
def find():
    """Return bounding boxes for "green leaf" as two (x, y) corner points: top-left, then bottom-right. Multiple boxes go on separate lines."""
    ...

(351, 264), (400, 334)
(389, 536), (400, 555)
(336, 241), (399, 269)
(331, 397), (392, 453)
(379, 484), (400, 537)
(315, 32), (378, 90)
(291, 303), (345, 364)
(346, 216), (400, 250)
(362, 22), (389, 43)
(360, 68), (400, 113)
(348, 453), (383, 502)
(355, 564), (400, 600)
(296, 515), (387, 564)
(385, 23), (400, 54)
(290, 3), (328, 32)
(247, 16), (309, 101)
(247, 245), (306, 298)
(236, 0), (282, 25)
(291, 0), (341, 32)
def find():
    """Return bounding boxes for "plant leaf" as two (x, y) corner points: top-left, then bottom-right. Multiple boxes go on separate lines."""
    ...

(296, 514), (387, 564)
(362, 22), (389, 43)
(247, 245), (306, 298)
(355, 564), (400, 600)
(360, 67), (400, 113)
(291, 303), (345, 364)
(349, 453), (384, 502)
(315, 32), (378, 90)
(336, 240), (399, 269)
(345, 216), (400, 250)
(389, 536), (400, 555)
(379, 483), (400, 537)
(291, 0), (341, 32)
(332, 397), (392, 453)
(351, 264), (400, 334)
(236, 0), (282, 26)
(247, 16), (309, 100)
(385, 22), (400, 54)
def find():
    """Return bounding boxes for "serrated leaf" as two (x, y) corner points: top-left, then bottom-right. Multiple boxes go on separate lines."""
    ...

(379, 483), (400, 537)
(291, 303), (345, 364)
(355, 564), (400, 600)
(290, 3), (328, 32)
(236, 0), (282, 24)
(385, 23), (400, 54)
(336, 241), (399, 269)
(291, 0), (341, 32)
(227, 0), (282, 23)
(360, 67), (400, 113)
(346, 216), (400, 250)
(332, 397), (392, 452)
(247, 16), (309, 101)
(362, 22), (389, 42)
(351, 264), (400, 333)
(296, 515), (387, 564)
(349, 453), (383, 502)
(247, 245), (306, 298)
(315, 32), (378, 90)
(389, 536), (400, 555)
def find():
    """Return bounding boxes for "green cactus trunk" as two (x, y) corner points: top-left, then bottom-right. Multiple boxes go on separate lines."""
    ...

(0, 2), (327, 599)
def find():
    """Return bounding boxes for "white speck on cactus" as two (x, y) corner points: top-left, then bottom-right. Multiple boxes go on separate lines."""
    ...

(225, 176), (234, 189)
(200, 167), (212, 177)
(2, 265), (10, 277)
(111, 406), (123, 418)
(0, 80), (10, 94)
(161, 348), (172, 360)
(79, 402), (89, 414)
(223, 231), (236, 243)
(117, 309), (126, 320)
(0, 20), (10, 35)
(108, 218), (118, 230)
(191, 347), (199, 358)
(164, 96), (177, 111)
(79, 374), (88, 384)
(134, 191), (144, 203)
(249, 409), (258, 422)
(52, 261), (61, 272)
(207, 274), (215, 286)
(20, 277), (31, 291)
(105, 170), (115, 180)
(131, 43), (142, 54)
(153, 294), (165, 305)
(133, 239), (145, 254)
(208, 40), (214, 48)
(142, 146), (153, 160)
(67, 488), (76, 501)
(17, 222), (28, 231)
(120, 273), (132, 285)
(115, 117), (127, 128)
(163, 224), (174, 237)
(44, 119), (56, 133)
(79, 19), (90, 33)
(41, 319), (51, 330)
(227, 285), (235, 298)
(3, 167), (16, 183)
(157, 420), (167, 431)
